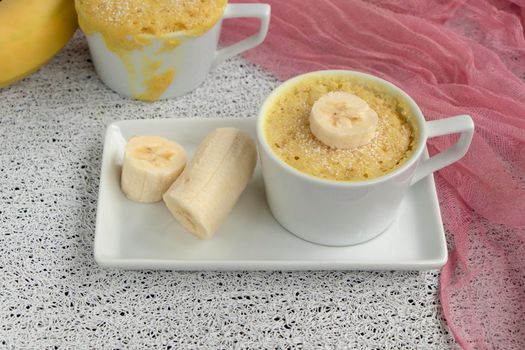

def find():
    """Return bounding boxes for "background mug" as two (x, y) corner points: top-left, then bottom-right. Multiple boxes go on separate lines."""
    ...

(257, 70), (475, 246)
(83, 3), (271, 100)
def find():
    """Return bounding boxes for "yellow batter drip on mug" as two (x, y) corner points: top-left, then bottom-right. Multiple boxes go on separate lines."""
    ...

(75, 0), (227, 101)
(136, 56), (176, 101)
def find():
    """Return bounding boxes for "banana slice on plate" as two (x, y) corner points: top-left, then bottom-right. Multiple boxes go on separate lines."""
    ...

(121, 136), (187, 203)
(310, 91), (378, 149)
(163, 128), (257, 239)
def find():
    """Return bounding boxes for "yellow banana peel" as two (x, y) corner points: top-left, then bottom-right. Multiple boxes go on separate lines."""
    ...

(0, 0), (78, 88)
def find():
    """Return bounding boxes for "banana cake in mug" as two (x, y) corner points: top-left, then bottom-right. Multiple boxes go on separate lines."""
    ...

(75, 0), (228, 100)
(263, 75), (419, 182)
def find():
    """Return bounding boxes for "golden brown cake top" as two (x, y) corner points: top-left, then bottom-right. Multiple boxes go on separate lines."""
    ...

(264, 75), (418, 182)
(75, 0), (227, 37)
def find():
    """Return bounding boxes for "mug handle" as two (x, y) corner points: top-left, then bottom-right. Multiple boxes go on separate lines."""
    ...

(212, 3), (271, 68)
(411, 114), (474, 185)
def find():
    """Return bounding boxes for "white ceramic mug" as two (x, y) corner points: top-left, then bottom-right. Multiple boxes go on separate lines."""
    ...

(257, 70), (474, 246)
(84, 3), (271, 100)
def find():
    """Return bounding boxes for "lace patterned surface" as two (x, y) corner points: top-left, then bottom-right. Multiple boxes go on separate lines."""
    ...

(0, 33), (458, 348)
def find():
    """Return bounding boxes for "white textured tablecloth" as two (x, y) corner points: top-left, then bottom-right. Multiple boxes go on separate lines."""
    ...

(0, 33), (457, 349)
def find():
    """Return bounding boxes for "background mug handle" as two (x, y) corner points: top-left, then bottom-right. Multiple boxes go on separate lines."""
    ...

(212, 3), (271, 68)
(411, 115), (474, 185)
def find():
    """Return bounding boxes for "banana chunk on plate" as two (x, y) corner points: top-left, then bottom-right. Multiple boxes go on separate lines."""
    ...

(310, 91), (378, 149)
(163, 128), (257, 239)
(121, 136), (187, 203)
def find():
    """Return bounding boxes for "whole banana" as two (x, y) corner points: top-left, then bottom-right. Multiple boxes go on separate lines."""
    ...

(0, 0), (77, 87)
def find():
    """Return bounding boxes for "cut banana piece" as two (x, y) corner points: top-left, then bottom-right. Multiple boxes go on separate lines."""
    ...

(310, 91), (378, 149)
(121, 136), (187, 203)
(163, 128), (257, 239)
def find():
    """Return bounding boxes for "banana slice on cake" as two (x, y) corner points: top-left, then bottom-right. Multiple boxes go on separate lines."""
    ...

(310, 91), (378, 149)
(121, 136), (187, 203)
(163, 128), (257, 239)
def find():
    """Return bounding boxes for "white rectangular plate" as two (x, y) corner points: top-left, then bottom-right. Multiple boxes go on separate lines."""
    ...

(95, 117), (447, 270)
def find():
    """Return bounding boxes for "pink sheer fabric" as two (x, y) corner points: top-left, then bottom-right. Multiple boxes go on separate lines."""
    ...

(222, 1), (525, 348)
